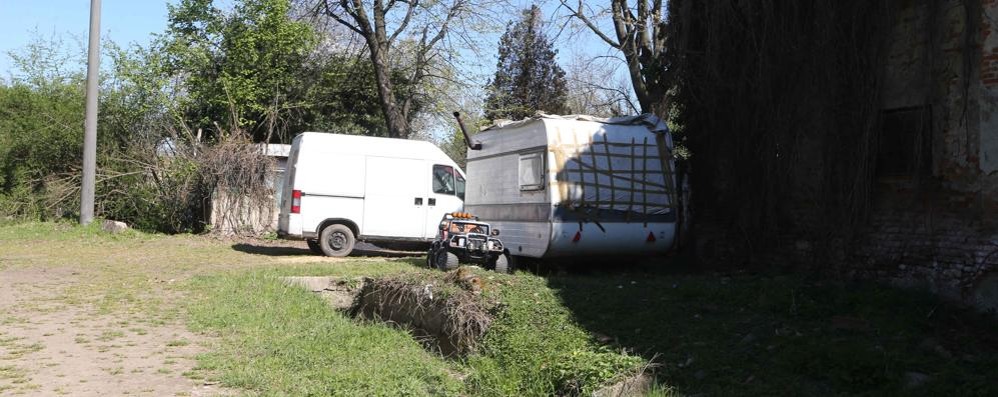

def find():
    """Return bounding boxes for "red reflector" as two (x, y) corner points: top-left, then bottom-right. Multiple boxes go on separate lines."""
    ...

(647, 232), (656, 242)
(572, 231), (581, 242)
(291, 190), (302, 214)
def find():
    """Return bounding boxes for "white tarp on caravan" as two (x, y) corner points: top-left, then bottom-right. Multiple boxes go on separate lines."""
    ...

(465, 113), (677, 259)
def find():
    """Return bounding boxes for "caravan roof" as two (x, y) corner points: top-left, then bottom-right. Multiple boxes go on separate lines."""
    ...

(468, 113), (672, 161)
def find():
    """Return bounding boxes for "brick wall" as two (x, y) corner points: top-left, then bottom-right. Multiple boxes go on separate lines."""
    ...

(692, 0), (998, 314)
(836, 0), (998, 313)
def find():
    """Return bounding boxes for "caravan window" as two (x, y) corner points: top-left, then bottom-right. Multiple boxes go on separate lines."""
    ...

(433, 165), (456, 195)
(519, 152), (545, 191)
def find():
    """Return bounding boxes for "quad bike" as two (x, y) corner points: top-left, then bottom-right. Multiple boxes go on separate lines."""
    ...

(426, 212), (511, 273)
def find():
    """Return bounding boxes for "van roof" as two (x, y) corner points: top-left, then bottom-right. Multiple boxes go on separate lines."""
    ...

(295, 132), (458, 167)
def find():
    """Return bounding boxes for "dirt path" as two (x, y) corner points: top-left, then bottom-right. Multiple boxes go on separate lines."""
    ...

(0, 256), (228, 396)
(0, 228), (415, 396)
(0, 232), (296, 396)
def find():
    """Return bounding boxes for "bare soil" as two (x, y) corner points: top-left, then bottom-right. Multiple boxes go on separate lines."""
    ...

(0, 230), (392, 396)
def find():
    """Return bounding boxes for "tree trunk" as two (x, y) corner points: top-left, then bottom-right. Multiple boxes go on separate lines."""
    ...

(367, 45), (411, 138)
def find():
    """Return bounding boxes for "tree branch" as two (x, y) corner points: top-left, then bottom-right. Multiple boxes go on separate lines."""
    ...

(319, 0), (363, 35)
(560, 0), (621, 48)
(389, 0), (419, 45)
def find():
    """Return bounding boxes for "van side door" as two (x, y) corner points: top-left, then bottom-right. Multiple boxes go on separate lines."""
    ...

(425, 164), (465, 238)
(362, 156), (428, 239)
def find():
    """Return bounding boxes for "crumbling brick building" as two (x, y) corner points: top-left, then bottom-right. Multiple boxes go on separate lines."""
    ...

(850, 0), (998, 312)
(678, 0), (998, 313)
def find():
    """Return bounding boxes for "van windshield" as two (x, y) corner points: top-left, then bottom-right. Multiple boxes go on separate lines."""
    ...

(456, 173), (465, 200)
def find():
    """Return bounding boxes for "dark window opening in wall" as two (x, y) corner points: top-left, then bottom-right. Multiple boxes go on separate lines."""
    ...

(877, 106), (932, 179)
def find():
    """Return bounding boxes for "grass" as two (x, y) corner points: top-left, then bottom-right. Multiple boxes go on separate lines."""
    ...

(462, 271), (645, 396)
(3, 221), (997, 396)
(186, 266), (465, 396)
(0, 220), (150, 243)
(350, 269), (647, 396)
(545, 271), (998, 396)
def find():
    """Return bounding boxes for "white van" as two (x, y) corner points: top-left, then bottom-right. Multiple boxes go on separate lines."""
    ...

(278, 132), (466, 256)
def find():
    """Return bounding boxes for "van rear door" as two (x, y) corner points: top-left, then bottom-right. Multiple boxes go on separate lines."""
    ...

(362, 156), (428, 239)
(278, 139), (302, 235)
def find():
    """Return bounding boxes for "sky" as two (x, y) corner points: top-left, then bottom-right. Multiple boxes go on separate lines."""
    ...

(0, 0), (174, 77)
(0, 0), (633, 109)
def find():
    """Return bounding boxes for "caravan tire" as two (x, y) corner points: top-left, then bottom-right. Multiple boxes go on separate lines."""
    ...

(493, 254), (512, 274)
(306, 240), (323, 255)
(319, 224), (355, 257)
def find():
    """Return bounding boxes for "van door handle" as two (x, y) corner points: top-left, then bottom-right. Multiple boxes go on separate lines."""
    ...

(428, 198), (436, 206)
(414, 197), (423, 205)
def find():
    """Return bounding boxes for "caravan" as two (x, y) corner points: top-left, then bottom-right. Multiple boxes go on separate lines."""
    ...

(463, 114), (680, 262)
(278, 133), (465, 256)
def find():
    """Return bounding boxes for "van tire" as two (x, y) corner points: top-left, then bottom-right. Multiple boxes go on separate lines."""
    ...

(436, 250), (459, 271)
(319, 224), (355, 257)
(306, 240), (323, 255)
(493, 254), (512, 274)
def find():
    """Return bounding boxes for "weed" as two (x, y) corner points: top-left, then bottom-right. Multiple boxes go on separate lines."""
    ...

(2, 342), (43, 359)
(0, 365), (27, 381)
(97, 330), (125, 342)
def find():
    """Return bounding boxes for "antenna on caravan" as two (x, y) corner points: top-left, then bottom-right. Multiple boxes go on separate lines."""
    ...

(453, 112), (482, 150)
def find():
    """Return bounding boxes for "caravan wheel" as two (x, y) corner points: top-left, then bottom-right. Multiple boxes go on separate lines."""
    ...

(319, 224), (355, 257)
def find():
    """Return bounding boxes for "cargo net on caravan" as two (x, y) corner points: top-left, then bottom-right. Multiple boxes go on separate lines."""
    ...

(548, 116), (676, 226)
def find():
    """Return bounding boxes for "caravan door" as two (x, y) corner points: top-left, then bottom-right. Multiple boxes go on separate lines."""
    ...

(362, 156), (428, 238)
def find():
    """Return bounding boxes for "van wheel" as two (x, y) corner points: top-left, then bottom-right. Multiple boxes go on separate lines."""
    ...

(494, 253), (512, 274)
(435, 250), (459, 271)
(319, 224), (355, 257)
(306, 240), (323, 255)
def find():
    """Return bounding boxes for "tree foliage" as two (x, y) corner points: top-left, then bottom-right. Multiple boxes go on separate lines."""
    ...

(668, 0), (893, 261)
(0, 0), (499, 232)
(161, 0), (319, 142)
(483, 5), (568, 121)
(0, 35), (86, 219)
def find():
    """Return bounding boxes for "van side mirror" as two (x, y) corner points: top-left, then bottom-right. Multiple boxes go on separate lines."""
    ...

(491, 229), (500, 236)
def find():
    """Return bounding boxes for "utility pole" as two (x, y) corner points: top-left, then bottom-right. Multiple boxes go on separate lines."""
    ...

(80, 0), (101, 225)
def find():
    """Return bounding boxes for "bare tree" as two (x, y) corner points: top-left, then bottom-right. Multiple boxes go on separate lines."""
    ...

(559, 0), (671, 116)
(316, 0), (472, 138)
(564, 54), (638, 117)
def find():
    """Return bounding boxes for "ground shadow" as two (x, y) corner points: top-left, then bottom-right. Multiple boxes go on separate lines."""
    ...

(231, 242), (422, 259)
(543, 267), (998, 396)
(231, 243), (312, 256)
